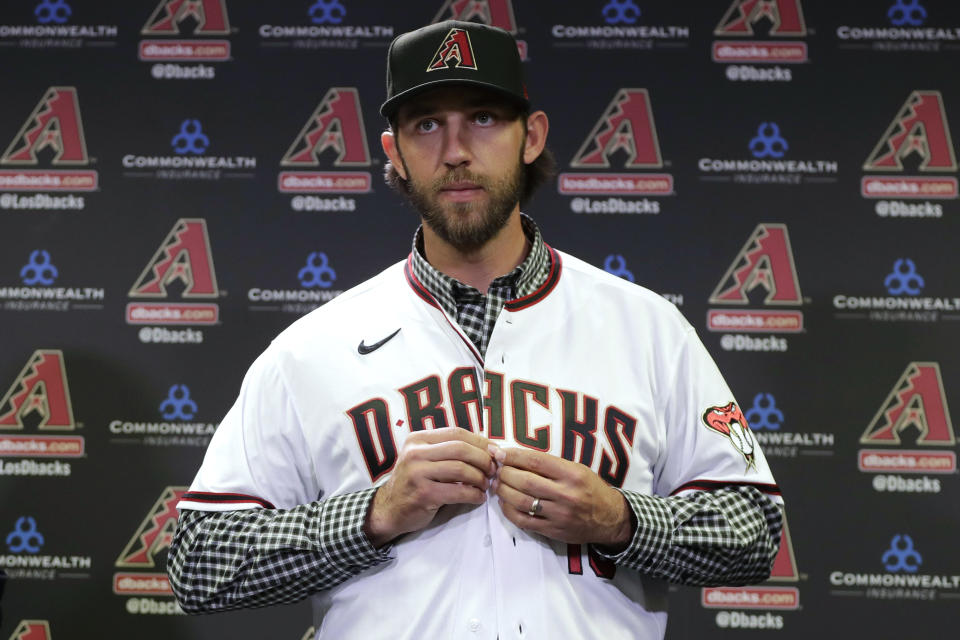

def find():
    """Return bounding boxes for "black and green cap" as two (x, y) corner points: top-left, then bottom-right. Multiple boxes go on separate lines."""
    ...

(380, 20), (529, 119)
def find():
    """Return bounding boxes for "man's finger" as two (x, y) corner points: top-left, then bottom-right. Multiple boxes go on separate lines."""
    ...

(408, 426), (490, 449)
(495, 479), (549, 518)
(417, 439), (496, 474)
(497, 446), (570, 480)
(424, 460), (490, 490)
(497, 465), (563, 502)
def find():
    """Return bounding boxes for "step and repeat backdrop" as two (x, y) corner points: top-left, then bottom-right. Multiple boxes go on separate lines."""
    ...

(1, 0), (959, 638)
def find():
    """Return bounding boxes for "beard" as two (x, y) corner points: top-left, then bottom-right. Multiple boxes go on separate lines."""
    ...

(401, 151), (526, 254)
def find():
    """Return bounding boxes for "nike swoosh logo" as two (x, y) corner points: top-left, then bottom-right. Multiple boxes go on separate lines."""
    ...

(358, 328), (401, 355)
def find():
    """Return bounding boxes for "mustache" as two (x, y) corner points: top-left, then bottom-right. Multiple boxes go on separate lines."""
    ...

(432, 170), (488, 190)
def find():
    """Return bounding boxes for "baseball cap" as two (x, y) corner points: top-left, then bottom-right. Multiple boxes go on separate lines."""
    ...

(380, 20), (529, 119)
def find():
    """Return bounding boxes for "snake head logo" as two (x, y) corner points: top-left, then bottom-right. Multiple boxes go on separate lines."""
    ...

(703, 402), (757, 470)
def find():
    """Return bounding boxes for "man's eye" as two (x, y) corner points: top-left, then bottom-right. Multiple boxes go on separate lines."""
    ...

(475, 112), (495, 126)
(417, 120), (438, 133)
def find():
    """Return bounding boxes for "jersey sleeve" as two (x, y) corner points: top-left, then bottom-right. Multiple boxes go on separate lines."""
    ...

(178, 346), (319, 512)
(652, 325), (781, 503)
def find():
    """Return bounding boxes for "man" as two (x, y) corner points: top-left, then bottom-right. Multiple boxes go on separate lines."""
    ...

(168, 20), (783, 639)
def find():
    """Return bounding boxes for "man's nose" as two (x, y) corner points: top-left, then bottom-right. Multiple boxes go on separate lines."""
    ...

(441, 118), (471, 168)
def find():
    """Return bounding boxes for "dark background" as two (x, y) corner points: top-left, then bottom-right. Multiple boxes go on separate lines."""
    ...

(1, 1), (958, 638)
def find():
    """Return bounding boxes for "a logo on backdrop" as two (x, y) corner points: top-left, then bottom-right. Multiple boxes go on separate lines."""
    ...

(113, 487), (187, 612)
(0, 2), (118, 49)
(258, 2), (392, 50)
(829, 533), (960, 601)
(836, 1), (960, 52)
(2, 87), (88, 166)
(712, 0), (809, 81)
(0, 350), (75, 431)
(108, 385), (216, 448)
(550, 0), (689, 50)
(434, 0), (518, 34)
(20, 251), (57, 286)
(6, 516), (44, 553)
(747, 393), (835, 457)
(600, 254), (683, 306)
(159, 385), (196, 420)
(142, 0), (230, 35)
(883, 534), (921, 572)
(560, 89), (672, 214)
(126, 219), (219, 343)
(309, 0), (346, 24)
(885, 259), (923, 295)
(706, 224), (804, 352)
(832, 258), (960, 323)
(750, 123), (787, 158)
(139, 0), (233, 79)
(0, 350), (82, 475)
(122, 119), (255, 181)
(702, 516), (800, 623)
(715, 0), (807, 36)
(861, 363), (955, 446)
(171, 120), (209, 155)
(889, 0), (926, 27)
(702, 403), (756, 470)
(0, 87), (96, 209)
(571, 89), (663, 169)
(432, 0), (527, 58)
(129, 220), (218, 299)
(35, 0), (70, 24)
(279, 88), (371, 211)
(0, 249), (105, 313)
(0, 516), (92, 580)
(861, 91), (959, 210)
(7, 621), (53, 640)
(858, 363), (957, 492)
(428, 27), (478, 70)
(248, 252), (344, 315)
(700, 121), (838, 185)
(865, 91), (957, 172)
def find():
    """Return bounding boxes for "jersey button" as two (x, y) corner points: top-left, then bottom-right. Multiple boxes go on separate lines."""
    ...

(468, 618), (481, 632)
(483, 534), (491, 547)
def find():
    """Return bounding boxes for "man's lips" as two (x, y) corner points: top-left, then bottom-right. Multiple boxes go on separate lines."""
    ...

(438, 181), (484, 200)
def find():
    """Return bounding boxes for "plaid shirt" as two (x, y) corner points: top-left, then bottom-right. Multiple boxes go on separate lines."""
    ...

(168, 216), (783, 613)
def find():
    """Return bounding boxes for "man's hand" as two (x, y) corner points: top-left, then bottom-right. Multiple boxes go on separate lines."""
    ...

(365, 427), (496, 548)
(492, 447), (634, 550)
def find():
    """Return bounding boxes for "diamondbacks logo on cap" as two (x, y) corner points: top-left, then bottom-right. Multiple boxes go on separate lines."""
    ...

(142, 0), (230, 35)
(710, 224), (802, 305)
(7, 621), (52, 640)
(428, 27), (478, 71)
(715, 0), (807, 36)
(282, 88), (371, 167)
(1, 87), (88, 166)
(129, 219), (218, 298)
(861, 363), (955, 445)
(571, 89), (663, 169)
(864, 91), (957, 172)
(115, 486), (188, 568)
(433, 0), (518, 34)
(0, 350), (75, 430)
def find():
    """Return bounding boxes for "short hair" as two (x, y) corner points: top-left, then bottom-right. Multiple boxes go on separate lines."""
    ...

(383, 112), (556, 206)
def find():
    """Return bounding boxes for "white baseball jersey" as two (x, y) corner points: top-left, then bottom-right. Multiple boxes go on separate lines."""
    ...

(180, 248), (781, 640)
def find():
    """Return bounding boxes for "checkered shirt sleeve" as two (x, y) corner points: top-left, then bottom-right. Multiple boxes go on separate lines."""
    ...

(596, 485), (784, 586)
(167, 488), (391, 613)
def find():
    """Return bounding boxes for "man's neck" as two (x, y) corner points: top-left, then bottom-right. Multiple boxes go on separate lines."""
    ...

(421, 209), (530, 293)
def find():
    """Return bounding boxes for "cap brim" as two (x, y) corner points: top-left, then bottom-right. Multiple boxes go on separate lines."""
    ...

(380, 78), (530, 118)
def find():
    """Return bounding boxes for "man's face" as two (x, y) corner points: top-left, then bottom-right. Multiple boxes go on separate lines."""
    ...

(390, 87), (527, 253)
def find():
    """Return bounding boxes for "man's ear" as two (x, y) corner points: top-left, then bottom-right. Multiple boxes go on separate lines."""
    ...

(523, 110), (549, 165)
(381, 130), (407, 180)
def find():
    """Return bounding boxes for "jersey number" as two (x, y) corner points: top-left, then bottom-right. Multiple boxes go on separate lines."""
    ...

(567, 543), (616, 579)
